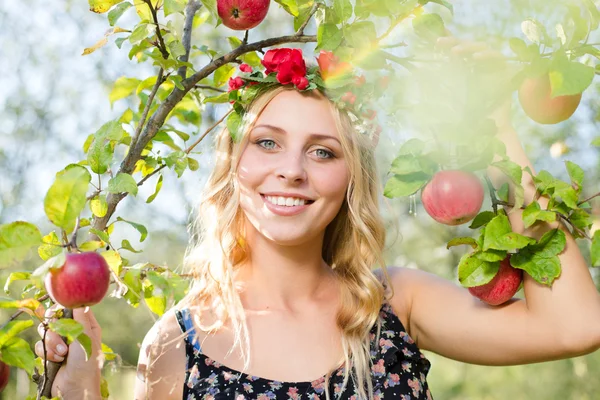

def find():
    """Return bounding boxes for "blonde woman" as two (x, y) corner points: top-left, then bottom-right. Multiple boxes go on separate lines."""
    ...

(35, 41), (600, 400)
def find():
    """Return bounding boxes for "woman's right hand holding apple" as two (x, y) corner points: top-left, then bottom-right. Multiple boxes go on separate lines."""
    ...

(34, 307), (104, 399)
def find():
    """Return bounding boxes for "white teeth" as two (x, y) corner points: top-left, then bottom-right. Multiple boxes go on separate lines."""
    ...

(265, 196), (307, 207)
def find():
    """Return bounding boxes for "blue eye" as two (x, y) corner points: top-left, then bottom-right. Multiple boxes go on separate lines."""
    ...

(315, 149), (334, 159)
(257, 139), (276, 150)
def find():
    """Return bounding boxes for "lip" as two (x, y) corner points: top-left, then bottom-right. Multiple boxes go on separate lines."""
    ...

(261, 194), (313, 216)
(261, 192), (315, 201)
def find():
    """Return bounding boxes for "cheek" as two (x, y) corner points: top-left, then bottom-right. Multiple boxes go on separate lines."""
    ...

(317, 165), (349, 201)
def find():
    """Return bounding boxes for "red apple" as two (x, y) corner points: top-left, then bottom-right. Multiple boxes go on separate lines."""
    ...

(45, 252), (111, 309)
(0, 361), (9, 392)
(421, 170), (484, 225)
(468, 256), (522, 306)
(518, 73), (582, 125)
(217, 0), (270, 31)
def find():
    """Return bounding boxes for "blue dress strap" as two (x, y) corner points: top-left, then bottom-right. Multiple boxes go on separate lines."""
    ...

(174, 307), (202, 353)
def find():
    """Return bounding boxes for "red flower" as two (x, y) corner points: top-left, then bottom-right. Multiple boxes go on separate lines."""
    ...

(316, 50), (351, 81)
(341, 91), (356, 105)
(355, 75), (366, 86)
(228, 76), (244, 91)
(240, 63), (253, 73)
(262, 48), (307, 87)
(293, 76), (309, 90)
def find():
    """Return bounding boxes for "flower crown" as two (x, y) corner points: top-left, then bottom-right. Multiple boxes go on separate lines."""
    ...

(226, 48), (382, 144)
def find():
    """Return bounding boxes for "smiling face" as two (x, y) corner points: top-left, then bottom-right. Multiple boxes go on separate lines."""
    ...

(236, 89), (350, 247)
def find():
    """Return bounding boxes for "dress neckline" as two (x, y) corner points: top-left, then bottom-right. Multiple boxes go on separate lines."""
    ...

(189, 301), (389, 387)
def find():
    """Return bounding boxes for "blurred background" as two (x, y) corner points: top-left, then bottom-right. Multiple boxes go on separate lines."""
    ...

(1, 0), (600, 398)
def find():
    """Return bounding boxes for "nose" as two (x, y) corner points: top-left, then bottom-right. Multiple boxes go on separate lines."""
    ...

(276, 153), (307, 183)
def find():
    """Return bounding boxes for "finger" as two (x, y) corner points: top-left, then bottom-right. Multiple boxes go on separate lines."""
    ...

(37, 323), (68, 355)
(73, 308), (102, 342)
(34, 340), (66, 362)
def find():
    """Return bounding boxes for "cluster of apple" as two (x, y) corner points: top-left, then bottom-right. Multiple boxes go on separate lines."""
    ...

(420, 170), (522, 306)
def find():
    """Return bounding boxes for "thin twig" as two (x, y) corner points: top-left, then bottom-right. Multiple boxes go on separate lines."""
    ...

(131, 68), (165, 149)
(136, 109), (232, 187)
(178, 0), (202, 79)
(38, 325), (49, 400)
(578, 191), (600, 206)
(185, 109), (233, 155)
(145, 0), (170, 59)
(295, 2), (320, 36)
(194, 84), (226, 92)
(377, 5), (421, 44)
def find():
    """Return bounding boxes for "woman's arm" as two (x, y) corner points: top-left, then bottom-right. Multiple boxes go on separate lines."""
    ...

(134, 309), (187, 400)
(385, 39), (600, 366)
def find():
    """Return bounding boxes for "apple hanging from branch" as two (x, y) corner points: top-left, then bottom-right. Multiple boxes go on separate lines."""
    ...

(518, 73), (582, 125)
(44, 252), (111, 309)
(421, 170), (485, 226)
(217, 0), (270, 31)
(0, 361), (9, 392)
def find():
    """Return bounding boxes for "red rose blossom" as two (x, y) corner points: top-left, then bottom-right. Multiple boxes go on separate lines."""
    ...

(239, 63), (253, 73)
(228, 76), (244, 91)
(341, 91), (356, 105)
(262, 48), (307, 87)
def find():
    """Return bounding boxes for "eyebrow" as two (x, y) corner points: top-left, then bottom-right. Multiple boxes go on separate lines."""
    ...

(252, 124), (341, 145)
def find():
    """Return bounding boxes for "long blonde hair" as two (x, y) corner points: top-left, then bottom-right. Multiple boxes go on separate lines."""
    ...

(181, 85), (392, 399)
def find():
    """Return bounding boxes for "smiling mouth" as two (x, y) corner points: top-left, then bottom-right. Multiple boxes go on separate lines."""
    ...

(260, 194), (315, 207)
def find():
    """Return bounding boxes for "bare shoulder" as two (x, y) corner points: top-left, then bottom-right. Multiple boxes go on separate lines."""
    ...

(134, 308), (187, 400)
(373, 266), (434, 340)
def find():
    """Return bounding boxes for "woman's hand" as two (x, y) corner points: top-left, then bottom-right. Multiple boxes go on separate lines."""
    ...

(35, 306), (104, 399)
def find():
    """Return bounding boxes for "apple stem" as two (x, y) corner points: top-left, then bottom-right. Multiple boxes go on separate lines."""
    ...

(242, 30), (248, 45)
(484, 175), (499, 214)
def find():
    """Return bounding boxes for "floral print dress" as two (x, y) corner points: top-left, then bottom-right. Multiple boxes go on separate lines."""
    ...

(175, 302), (432, 399)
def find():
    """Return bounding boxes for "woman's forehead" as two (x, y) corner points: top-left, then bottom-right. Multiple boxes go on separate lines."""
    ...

(255, 90), (339, 137)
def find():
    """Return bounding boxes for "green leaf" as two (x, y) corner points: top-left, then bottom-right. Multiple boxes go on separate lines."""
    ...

(446, 237), (477, 249)
(146, 174), (163, 204)
(522, 201), (556, 229)
(390, 155), (423, 175)
(592, 137), (600, 147)
(474, 249), (508, 262)
(123, 269), (143, 307)
(553, 181), (579, 209)
(483, 214), (536, 251)
(458, 252), (500, 288)
(129, 23), (150, 44)
(509, 37), (532, 60)
(565, 160), (584, 189)
(110, 77), (141, 104)
(317, 23), (343, 51)
(79, 241), (105, 252)
(88, 142), (113, 174)
(49, 319), (84, 343)
(89, 0), (125, 13)
(412, 13), (446, 41)
(164, 0), (187, 16)
(344, 21), (377, 50)
(107, 173), (138, 196)
(101, 250), (123, 276)
(592, 230), (600, 267)
(227, 111), (243, 141)
(0, 222), (43, 268)
(549, 60), (594, 97)
(510, 251), (561, 286)
(333, 0), (353, 22)
(90, 195), (109, 218)
(275, 0), (299, 16)
(95, 120), (126, 141)
(469, 211), (495, 229)
(108, 1), (132, 25)
(4, 272), (31, 294)
(497, 182), (509, 203)
(116, 217), (148, 242)
(383, 173), (430, 198)
(521, 18), (548, 44)
(145, 292), (166, 316)
(102, 342), (117, 361)
(90, 228), (110, 244)
(121, 239), (142, 253)
(0, 336), (35, 374)
(200, 0), (219, 22)
(0, 320), (34, 347)
(532, 229), (566, 258)
(570, 209), (592, 231)
(77, 333), (93, 361)
(44, 165), (92, 234)
(491, 160), (522, 185)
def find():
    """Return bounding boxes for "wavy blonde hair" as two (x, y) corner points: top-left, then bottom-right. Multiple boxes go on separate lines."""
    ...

(180, 85), (392, 399)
